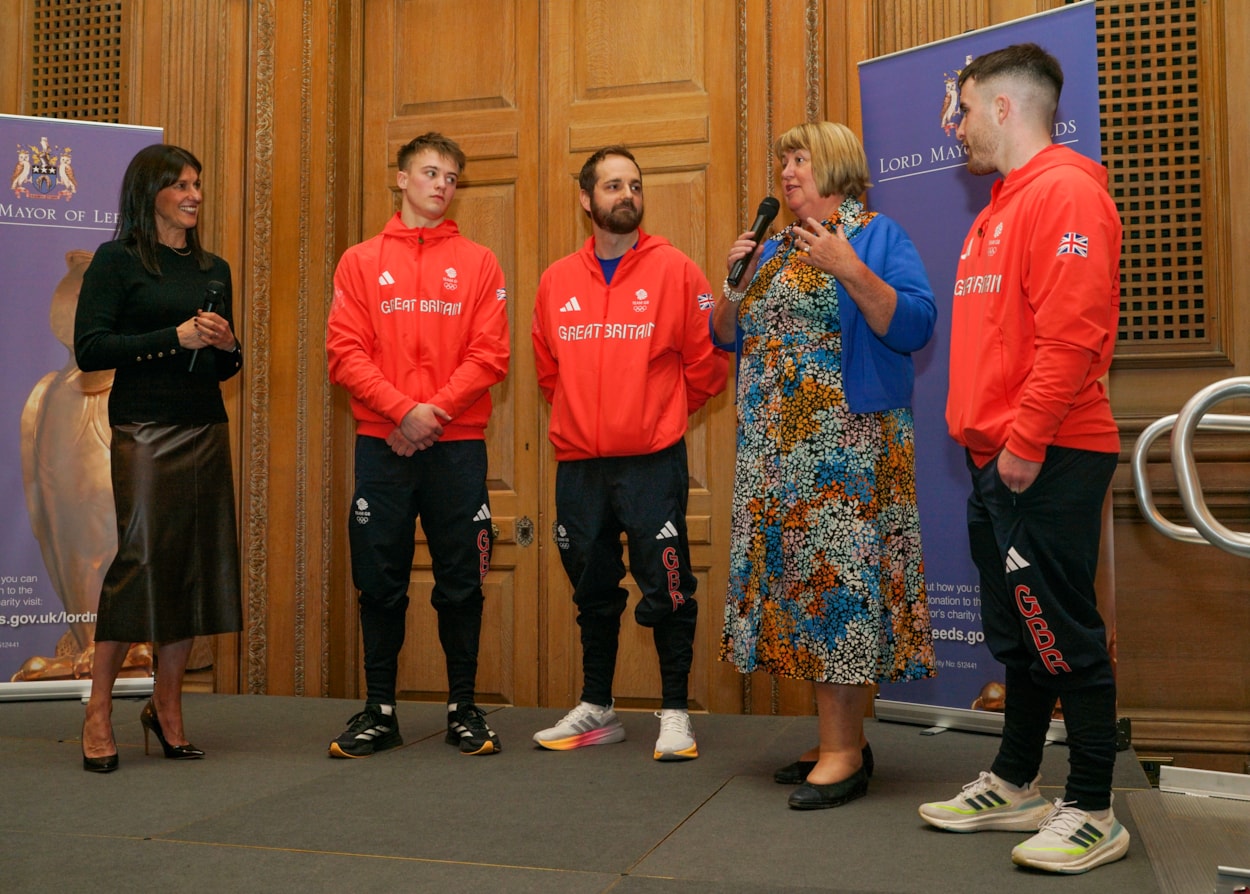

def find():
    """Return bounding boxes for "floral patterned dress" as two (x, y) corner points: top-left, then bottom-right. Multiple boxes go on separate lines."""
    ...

(720, 199), (936, 686)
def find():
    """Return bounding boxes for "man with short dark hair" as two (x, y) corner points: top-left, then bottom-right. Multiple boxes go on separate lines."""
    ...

(917, 44), (1129, 874)
(531, 146), (727, 760)
(326, 132), (509, 759)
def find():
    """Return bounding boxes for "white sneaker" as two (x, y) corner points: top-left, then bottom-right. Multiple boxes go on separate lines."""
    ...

(653, 708), (698, 761)
(1011, 799), (1130, 873)
(919, 771), (1052, 832)
(532, 701), (625, 751)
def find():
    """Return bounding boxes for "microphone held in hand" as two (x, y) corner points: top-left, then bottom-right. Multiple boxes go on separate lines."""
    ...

(188, 280), (226, 372)
(727, 196), (781, 287)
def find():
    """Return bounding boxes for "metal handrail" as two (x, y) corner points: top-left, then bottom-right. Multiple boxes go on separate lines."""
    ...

(1131, 376), (1250, 558)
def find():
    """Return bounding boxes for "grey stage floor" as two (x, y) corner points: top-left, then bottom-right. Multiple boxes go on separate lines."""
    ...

(2, 694), (1168, 893)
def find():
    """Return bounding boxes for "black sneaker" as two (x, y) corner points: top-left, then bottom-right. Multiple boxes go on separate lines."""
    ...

(328, 704), (402, 758)
(446, 703), (500, 755)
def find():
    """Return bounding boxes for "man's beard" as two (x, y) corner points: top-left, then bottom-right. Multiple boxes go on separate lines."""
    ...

(962, 129), (999, 176)
(591, 197), (643, 234)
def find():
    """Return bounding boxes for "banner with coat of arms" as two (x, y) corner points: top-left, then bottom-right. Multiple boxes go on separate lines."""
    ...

(0, 115), (161, 697)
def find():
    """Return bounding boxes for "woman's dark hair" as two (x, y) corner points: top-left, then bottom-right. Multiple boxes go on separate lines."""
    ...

(115, 143), (210, 275)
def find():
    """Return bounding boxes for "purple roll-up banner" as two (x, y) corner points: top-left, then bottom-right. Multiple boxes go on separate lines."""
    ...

(0, 115), (161, 697)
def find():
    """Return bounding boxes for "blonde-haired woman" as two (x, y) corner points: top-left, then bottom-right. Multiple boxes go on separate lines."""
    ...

(713, 121), (938, 808)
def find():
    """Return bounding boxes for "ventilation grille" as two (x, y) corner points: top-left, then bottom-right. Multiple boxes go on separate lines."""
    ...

(1096, 0), (1211, 353)
(29, 0), (126, 121)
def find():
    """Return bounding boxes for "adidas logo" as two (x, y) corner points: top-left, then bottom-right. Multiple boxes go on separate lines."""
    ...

(655, 520), (679, 540)
(1066, 823), (1105, 849)
(353, 721), (395, 741)
(559, 296), (582, 312)
(378, 270), (395, 285)
(1005, 546), (1031, 573)
(473, 504), (492, 522)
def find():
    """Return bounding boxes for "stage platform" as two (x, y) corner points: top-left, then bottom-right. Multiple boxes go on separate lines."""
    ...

(3, 694), (1244, 892)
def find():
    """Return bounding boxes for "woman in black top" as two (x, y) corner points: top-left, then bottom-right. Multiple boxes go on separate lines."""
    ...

(74, 144), (243, 772)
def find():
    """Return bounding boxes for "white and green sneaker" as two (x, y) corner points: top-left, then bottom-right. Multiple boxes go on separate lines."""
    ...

(1011, 799), (1130, 873)
(919, 771), (1052, 832)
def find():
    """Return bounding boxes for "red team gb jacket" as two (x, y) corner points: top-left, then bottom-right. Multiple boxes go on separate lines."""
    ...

(946, 144), (1122, 468)
(532, 230), (729, 461)
(327, 214), (510, 441)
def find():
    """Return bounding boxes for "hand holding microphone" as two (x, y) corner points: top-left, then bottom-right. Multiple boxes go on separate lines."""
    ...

(188, 280), (227, 372)
(727, 196), (781, 288)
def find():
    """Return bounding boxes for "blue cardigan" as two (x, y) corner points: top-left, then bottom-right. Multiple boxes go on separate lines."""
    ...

(713, 213), (936, 413)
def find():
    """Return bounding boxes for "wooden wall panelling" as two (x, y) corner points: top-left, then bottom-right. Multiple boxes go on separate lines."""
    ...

(326, 0), (366, 700)
(124, 0), (259, 692)
(359, 0), (542, 707)
(0, 0), (22, 112)
(231, 0), (343, 696)
(873, 0), (988, 56)
(1110, 1), (1250, 761)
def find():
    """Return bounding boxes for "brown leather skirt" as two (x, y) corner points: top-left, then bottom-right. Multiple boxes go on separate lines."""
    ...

(95, 422), (242, 643)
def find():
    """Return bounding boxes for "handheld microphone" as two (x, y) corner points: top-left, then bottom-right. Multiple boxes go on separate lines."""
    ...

(188, 280), (226, 372)
(727, 196), (781, 287)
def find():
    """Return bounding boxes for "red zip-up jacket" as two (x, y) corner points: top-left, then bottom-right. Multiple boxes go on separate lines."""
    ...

(532, 230), (728, 461)
(946, 145), (1121, 468)
(327, 214), (509, 441)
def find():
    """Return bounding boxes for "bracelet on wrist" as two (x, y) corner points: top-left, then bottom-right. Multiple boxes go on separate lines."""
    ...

(723, 279), (746, 303)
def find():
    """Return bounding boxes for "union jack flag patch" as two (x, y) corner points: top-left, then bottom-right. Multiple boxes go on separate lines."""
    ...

(1057, 232), (1088, 257)
(696, 291), (715, 311)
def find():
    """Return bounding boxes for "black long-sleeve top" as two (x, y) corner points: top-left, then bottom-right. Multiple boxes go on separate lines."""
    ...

(74, 240), (242, 426)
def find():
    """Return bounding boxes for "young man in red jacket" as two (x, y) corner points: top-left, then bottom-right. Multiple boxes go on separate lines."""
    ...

(326, 133), (509, 759)
(917, 45), (1129, 874)
(531, 146), (728, 760)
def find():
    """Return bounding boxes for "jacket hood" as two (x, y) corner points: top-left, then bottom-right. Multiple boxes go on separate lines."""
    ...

(996, 144), (1108, 202)
(381, 213), (461, 243)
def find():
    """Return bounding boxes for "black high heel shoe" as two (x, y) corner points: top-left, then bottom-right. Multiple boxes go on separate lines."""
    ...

(81, 722), (119, 773)
(140, 699), (205, 759)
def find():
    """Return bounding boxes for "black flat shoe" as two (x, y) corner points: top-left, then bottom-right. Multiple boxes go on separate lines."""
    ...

(773, 743), (874, 784)
(140, 699), (205, 759)
(787, 766), (869, 810)
(773, 759), (817, 785)
(81, 722), (118, 773)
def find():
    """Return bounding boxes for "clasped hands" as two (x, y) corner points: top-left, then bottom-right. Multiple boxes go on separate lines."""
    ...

(387, 402), (451, 456)
(178, 308), (237, 352)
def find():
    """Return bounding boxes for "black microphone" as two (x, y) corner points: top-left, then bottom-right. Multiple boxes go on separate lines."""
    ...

(188, 280), (226, 372)
(727, 196), (781, 287)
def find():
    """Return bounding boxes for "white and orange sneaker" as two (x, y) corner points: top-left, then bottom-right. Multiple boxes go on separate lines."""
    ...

(533, 700), (625, 751)
(653, 709), (698, 761)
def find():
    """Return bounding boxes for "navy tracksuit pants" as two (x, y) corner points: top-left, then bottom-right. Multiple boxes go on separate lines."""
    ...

(349, 436), (492, 707)
(968, 445), (1119, 811)
(554, 440), (699, 710)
